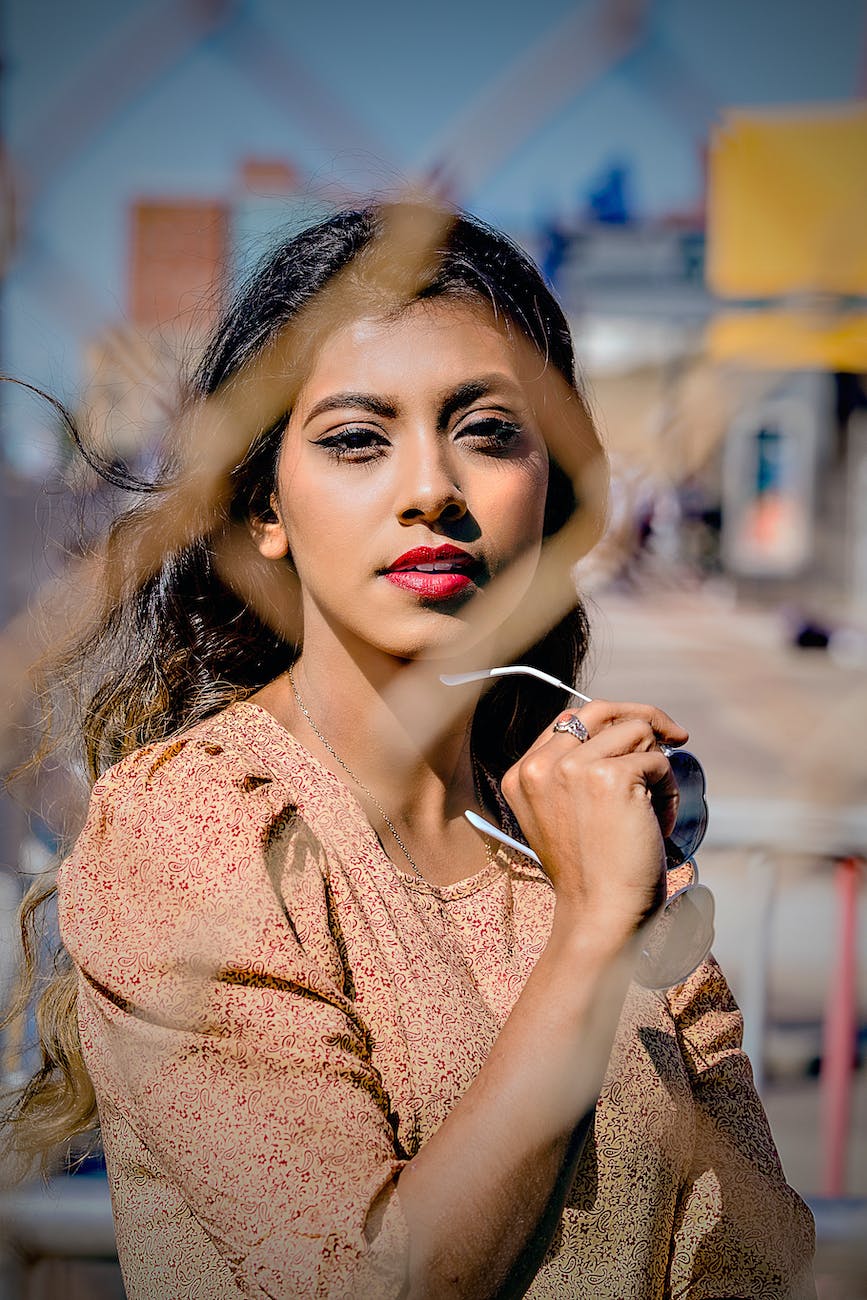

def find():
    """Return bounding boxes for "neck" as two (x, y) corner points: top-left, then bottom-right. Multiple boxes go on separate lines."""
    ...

(263, 619), (490, 832)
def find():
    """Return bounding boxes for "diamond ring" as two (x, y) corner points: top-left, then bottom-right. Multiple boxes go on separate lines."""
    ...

(552, 714), (589, 742)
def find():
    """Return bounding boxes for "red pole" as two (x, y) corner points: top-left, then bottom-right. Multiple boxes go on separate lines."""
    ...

(820, 856), (862, 1197)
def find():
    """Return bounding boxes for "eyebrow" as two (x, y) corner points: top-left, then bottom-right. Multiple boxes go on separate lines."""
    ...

(304, 374), (523, 431)
(434, 376), (524, 430)
(303, 392), (398, 424)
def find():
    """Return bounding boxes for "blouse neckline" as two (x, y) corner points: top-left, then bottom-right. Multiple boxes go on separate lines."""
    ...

(225, 699), (520, 902)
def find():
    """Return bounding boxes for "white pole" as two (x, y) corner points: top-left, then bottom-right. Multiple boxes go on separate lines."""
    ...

(740, 851), (776, 1094)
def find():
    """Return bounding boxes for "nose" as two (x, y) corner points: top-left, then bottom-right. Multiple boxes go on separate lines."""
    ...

(396, 440), (468, 526)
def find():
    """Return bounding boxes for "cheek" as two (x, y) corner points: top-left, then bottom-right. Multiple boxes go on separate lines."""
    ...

(275, 442), (354, 560)
(482, 461), (549, 547)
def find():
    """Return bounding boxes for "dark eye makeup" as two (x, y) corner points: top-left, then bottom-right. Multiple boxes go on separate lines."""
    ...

(313, 427), (388, 462)
(313, 417), (525, 463)
(457, 417), (524, 452)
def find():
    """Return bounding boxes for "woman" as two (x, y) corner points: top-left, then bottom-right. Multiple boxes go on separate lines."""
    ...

(8, 203), (814, 1298)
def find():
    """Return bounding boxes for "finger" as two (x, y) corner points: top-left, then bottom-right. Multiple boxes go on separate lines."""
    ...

(554, 746), (679, 835)
(521, 700), (687, 760)
(564, 717), (658, 759)
(520, 740), (676, 805)
(503, 743), (675, 839)
(648, 762), (680, 839)
(564, 745), (675, 789)
(519, 710), (583, 757)
(606, 749), (680, 834)
(574, 699), (688, 747)
(519, 703), (605, 757)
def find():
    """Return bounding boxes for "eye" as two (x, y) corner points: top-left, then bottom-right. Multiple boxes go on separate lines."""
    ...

(458, 417), (524, 454)
(312, 427), (389, 462)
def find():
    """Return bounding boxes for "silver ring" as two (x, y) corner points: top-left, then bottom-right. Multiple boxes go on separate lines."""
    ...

(552, 714), (589, 742)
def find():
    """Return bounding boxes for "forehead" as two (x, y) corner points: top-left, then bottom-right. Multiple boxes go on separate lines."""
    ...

(294, 298), (530, 408)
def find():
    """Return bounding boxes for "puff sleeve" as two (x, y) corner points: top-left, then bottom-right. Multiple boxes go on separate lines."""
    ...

(57, 736), (409, 1300)
(664, 958), (816, 1300)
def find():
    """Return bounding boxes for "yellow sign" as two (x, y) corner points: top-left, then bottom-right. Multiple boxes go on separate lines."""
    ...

(707, 309), (867, 371)
(707, 102), (867, 298)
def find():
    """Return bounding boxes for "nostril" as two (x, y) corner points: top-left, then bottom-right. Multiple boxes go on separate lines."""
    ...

(399, 497), (466, 524)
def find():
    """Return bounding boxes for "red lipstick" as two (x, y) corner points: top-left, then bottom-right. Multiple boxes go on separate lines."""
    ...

(383, 545), (479, 599)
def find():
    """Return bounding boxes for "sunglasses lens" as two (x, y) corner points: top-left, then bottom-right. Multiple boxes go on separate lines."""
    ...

(667, 750), (708, 863)
(635, 881), (715, 990)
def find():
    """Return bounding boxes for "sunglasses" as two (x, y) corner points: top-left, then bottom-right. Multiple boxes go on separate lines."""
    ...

(441, 664), (715, 990)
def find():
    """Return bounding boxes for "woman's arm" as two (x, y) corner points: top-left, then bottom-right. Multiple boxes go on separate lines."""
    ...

(397, 698), (688, 1298)
(398, 904), (632, 1298)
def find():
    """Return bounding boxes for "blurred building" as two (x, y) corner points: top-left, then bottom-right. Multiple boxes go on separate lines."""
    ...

(75, 162), (337, 483)
(540, 105), (867, 623)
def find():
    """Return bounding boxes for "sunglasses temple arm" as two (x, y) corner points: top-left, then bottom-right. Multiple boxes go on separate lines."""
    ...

(441, 665), (593, 705)
(464, 809), (543, 867)
(489, 665), (593, 703)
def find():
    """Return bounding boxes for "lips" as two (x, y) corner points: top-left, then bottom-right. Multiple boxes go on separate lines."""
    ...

(383, 545), (479, 599)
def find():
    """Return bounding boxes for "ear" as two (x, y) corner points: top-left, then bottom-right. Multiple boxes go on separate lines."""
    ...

(248, 494), (290, 560)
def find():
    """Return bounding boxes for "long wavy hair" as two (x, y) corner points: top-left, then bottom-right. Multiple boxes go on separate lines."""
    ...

(3, 201), (604, 1173)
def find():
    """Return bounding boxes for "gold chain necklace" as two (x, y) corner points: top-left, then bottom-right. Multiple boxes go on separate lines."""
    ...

(287, 664), (495, 881)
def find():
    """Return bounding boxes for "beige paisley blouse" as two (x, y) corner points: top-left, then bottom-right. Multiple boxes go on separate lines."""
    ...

(58, 700), (815, 1300)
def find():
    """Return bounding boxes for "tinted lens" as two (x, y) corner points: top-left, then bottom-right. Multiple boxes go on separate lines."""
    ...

(635, 882), (715, 990)
(667, 750), (708, 863)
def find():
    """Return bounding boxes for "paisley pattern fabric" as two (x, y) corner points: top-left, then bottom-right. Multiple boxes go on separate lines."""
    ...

(57, 701), (816, 1299)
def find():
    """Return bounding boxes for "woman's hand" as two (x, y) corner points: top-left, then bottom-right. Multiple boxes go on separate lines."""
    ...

(501, 700), (689, 946)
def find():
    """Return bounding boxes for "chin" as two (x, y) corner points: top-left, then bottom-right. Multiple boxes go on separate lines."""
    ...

(373, 628), (471, 663)
(375, 605), (523, 664)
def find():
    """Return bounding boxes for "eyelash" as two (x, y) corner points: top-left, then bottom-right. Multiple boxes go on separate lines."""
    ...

(461, 417), (523, 452)
(314, 418), (524, 463)
(314, 428), (388, 462)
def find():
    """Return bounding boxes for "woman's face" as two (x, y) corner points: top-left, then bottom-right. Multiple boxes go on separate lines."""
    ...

(257, 297), (551, 661)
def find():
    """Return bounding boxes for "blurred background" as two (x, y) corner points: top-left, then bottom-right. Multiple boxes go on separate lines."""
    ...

(0, 0), (865, 1295)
